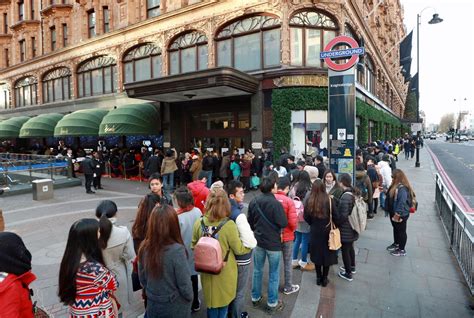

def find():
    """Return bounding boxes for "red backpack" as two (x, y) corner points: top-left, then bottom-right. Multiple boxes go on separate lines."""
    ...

(194, 218), (230, 274)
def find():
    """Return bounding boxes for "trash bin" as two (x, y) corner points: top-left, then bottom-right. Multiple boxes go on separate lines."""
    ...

(32, 179), (54, 200)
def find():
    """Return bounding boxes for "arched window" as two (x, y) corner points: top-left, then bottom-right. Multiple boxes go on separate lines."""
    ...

(42, 67), (71, 103)
(365, 55), (375, 94)
(168, 31), (207, 75)
(216, 15), (281, 71)
(290, 10), (338, 67)
(123, 43), (162, 83)
(14, 76), (37, 107)
(77, 56), (117, 98)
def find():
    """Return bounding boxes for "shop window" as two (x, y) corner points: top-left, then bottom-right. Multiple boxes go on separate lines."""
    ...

(42, 67), (71, 103)
(168, 31), (207, 75)
(290, 10), (338, 67)
(0, 84), (10, 109)
(290, 110), (328, 158)
(123, 43), (161, 83)
(77, 56), (117, 98)
(147, 0), (160, 18)
(14, 76), (37, 107)
(192, 112), (235, 130)
(216, 15), (281, 72)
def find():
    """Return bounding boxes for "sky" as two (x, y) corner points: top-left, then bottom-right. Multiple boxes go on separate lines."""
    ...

(400, 0), (473, 125)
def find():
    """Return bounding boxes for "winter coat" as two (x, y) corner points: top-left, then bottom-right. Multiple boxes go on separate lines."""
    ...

(333, 190), (359, 243)
(229, 199), (257, 266)
(161, 151), (178, 175)
(102, 222), (136, 309)
(386, 184), (411, 218)
(178, 207), (202, 275)
(187, 180), (209, 213)
(202, 155), (214, 172)
(248, 193), (288, 251)
(304, 199), (338, 266)
(0, 271), (36, 318)
(192, 217), (251, 308)
(219, 155), (230, 179)
(81, 156), (95, 175)
(355, 170), (373, 205)
(274, 190), (297, 242)
(240, 160), (252, 178)
(230, 161), (241, 177)
(378, 161), (392, 189)
(190, 158), (202, 181)
(145, 155), (161, 177)
(139, 243), (192, 318)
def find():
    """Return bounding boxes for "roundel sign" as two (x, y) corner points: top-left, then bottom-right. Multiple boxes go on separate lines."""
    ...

(320, 35), (365, 72)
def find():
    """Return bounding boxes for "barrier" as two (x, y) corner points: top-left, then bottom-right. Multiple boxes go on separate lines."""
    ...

(435, 173), (474, 294)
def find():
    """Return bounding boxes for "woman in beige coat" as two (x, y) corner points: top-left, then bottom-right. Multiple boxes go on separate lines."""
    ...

(96, 200), (136, 313)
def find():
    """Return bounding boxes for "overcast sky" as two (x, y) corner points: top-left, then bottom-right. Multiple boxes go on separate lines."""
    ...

(400, 0), (473, 125)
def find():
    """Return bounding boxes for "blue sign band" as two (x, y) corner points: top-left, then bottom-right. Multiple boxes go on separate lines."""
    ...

(320, 47), (365, 59)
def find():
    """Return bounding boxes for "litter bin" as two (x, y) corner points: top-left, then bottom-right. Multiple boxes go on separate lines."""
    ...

(32, 179), (54, 200)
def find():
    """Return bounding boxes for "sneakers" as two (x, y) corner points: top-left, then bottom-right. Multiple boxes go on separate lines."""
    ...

(339, 266), (356, 274)
(338, 271), (353, 282)
(292, 259), (299, 269)
(283, 284), (300, 295)
(300, 262), (315, 271)
(386, 243), (399, 251)
(265, 300), (284, 314)
(252, 297), (263, 308)
(191, 299), (201, 312)
(390, 249), (407, 257)
(367, 213), (375, 219)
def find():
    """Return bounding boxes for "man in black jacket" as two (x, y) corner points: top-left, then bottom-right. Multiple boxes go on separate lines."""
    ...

(81, 152), (95, 194)
(248, 177), (288, 314)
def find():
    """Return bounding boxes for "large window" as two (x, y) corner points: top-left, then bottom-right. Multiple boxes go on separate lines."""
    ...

(42, 67), (71, 103)
(50, 26), (56, 51)
(290, 10), (338, 67)
(103, 6), (109, 33)
(216, 15), (281, 72)
(88, 10), (96, 38)
(168, 31), (207, 75)
(31, 37), (36, 57)
(14, 76), (37, 107)
(77, 56), (117, 98)
(18, 1), (24, 21)
(123, 43), (161, 83)
(0, 84), (10, 109)
(19, 40), (25, 62)
(62, 24), (68, 47)
(147, 0), (160, 18)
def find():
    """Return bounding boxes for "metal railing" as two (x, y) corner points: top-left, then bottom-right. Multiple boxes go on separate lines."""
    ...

(0, 153), (70, 187)
(435, 173), (474, 294)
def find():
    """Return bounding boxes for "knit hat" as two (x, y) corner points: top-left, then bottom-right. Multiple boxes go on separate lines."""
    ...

(210, 181), (224, 192)
(0, 232), (32, 276)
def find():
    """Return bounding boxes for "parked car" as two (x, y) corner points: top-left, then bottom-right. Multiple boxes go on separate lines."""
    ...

(430, 134), (437, 140)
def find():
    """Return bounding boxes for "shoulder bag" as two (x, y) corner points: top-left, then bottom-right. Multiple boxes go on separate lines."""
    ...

(328, 197), (342, 250)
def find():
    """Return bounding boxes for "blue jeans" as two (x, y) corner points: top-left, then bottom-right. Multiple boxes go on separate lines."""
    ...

(292, 231), (309, 263)
(162, 172), (174, 191)
(251, 246), (281, 307)
(203, 170), (213, 188)
(379, 191), (386, 210)
(207, 306), (228, 318)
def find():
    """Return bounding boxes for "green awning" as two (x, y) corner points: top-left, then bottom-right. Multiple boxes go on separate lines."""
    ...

(0, 116), (31, 138)
(19, 113), (64, 138)
(54, 109), (109, 137)
(99, 103), (160, 136)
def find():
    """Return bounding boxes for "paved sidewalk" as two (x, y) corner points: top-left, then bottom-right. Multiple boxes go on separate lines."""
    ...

(2, 147), (472, 317)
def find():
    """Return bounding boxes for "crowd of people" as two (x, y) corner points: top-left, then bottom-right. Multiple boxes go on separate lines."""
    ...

(0, 136), (418, 318)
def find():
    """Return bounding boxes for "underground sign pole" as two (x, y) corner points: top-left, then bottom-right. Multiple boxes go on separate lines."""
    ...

(320, 35), (364, 184)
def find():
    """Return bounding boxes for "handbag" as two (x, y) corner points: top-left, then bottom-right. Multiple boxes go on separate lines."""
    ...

(328, 197), (341, 250)
(255, 202), (283, 242)
(131, 256), (142, 291)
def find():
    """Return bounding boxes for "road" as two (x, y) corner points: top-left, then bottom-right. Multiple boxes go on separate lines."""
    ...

(424, 139), (474, 208)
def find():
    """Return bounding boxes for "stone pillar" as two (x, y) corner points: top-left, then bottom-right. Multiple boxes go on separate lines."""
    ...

(250, 90), (263, 154)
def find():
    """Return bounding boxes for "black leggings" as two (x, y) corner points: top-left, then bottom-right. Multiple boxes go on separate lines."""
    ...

(391, 217), (408, 250)
(341, 242), (355, 274)
(315, 265), (330, 279)
(191, 275), (199, 304)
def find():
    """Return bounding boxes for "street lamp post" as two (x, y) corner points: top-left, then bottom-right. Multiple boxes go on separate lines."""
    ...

(415, 10), (443, 168)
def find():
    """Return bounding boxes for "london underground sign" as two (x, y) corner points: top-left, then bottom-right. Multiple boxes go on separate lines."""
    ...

(320, 35), (365, 72)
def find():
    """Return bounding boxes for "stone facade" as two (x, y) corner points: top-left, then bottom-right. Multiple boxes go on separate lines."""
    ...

(0, 0), (407, 117)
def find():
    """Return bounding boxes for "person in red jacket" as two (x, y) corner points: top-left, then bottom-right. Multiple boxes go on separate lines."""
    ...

(0, 231), (36, 318)
(187, 170), (210, 213)
(274, 177), (299, 295)
(239, 154), (252, 192)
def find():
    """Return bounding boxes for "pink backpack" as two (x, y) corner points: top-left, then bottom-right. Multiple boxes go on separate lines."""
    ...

(194, 218), (230, 274)
(293, 197), (305, 222)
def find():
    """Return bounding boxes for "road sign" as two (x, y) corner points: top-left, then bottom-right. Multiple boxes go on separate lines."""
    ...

(411, 123), (422, 132)
(320, 36), (365, 72)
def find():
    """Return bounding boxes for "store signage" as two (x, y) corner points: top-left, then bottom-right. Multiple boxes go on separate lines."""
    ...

(326, 36), (362, 182)
(320, 35), (365, 72)
(273, 75), (328, 87)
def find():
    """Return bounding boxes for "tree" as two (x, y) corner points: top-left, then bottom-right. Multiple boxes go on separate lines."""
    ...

(438, 113), (455, 132)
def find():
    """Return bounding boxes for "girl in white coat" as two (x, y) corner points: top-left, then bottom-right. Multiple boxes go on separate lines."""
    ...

(96, 200), (136, 315)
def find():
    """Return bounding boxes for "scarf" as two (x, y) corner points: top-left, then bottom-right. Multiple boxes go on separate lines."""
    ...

(0, 232), (32, 276)
(325, 181), (335, 193)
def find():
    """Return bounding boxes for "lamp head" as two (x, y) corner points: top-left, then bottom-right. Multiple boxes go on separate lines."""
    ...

(428, 13), (443, 24)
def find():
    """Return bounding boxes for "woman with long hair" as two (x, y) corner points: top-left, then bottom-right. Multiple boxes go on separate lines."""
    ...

(334, 174), (358, 282)
(323, 169), (342, 196)
(0, 232), (36, 317)
(173, 186), (203, 312)
(132, 173), (172, 252)
(192, 189), (251, 317)
(96, 200), (136, 314)
(303, 180), (338, 287)
(58, 218), (118, 317)
(290, 170), (314, 271)
(138, 205), (193, 317)
(385, 169), (415, 257)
